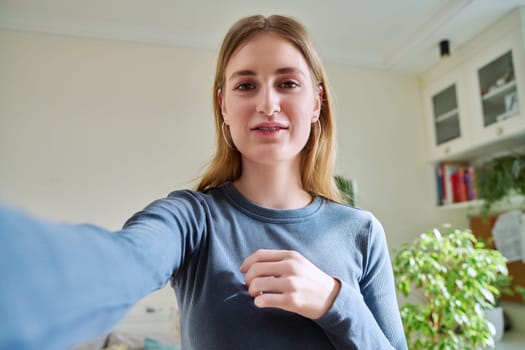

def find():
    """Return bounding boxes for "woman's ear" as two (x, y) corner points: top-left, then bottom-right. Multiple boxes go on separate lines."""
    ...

(312, 85), (323, 122)
(218, 89), (229, 124)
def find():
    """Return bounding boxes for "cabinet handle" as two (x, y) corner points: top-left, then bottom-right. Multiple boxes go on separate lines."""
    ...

(496, 127), (504, 136)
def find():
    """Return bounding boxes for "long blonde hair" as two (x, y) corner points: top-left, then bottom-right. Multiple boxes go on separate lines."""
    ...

(196, 14), (341, 202)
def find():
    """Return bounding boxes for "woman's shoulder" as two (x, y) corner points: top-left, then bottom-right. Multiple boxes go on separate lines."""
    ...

(322, 200), (384, 235)
(323, 199), (375, 220)
(123, 186), (227, 229)
(166, 183), (227, 201)
(155, 183), (230, 212)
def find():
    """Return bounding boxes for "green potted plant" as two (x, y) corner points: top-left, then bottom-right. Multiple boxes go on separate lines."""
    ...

(480, 236), (525, 305)
(488, 270), (525, 340)
(393, 226), (508, 349)
(492, 273), (525, 303)
(477, 152), (525, 217)
(334, 175), (357, 206)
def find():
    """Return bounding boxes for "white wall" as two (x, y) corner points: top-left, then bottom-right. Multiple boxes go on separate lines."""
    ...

(0, 30), (216, 230)
(0, 30), (477, 332)
(327, 65), (469, 248)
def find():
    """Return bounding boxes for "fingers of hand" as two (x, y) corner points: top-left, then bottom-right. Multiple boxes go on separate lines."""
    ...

(240, 249), (299, 273)
(240, 249), (340, 319)
(253, 277), (337, 319)
(244, 259), (297, 286)
(241, 250), (305, 295)
(254, 292), (294, 311)
(248, 275), (299, 297)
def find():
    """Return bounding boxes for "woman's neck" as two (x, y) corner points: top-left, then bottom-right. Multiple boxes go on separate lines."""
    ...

(233, 159), (312, 210)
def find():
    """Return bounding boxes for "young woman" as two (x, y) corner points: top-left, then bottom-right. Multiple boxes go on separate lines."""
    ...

(0, 15), (407, 350)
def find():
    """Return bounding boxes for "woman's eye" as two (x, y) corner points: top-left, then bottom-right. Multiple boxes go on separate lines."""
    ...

(279, 81), (300, 89)
(234, 83), (255, 91)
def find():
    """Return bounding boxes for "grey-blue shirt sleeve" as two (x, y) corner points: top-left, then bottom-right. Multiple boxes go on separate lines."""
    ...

(0, 193), (206, 350)
(315, 214), (408, 350)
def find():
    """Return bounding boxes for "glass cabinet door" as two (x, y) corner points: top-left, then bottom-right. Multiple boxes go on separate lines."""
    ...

(432, 84), (461, 145)
(477, 50), (519, 127)
(468, 29), (525, 146)
(423, 69), (470, 161)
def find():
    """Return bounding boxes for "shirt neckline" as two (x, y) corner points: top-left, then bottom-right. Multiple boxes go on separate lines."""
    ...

(219, 182), (324, 223)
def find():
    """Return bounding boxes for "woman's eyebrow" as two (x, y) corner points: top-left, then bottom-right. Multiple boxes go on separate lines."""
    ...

(275, 67), (306, 77)
(228, 67), (306, 81)
(228, 70), (256, 81)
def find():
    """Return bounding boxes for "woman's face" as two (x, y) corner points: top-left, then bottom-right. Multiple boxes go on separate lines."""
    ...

(219, 33), (321, 167)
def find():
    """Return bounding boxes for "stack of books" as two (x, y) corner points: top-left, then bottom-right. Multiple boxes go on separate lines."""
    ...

(436, 162), (479, 206)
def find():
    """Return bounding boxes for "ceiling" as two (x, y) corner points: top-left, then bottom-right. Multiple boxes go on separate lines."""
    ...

(1, 0), (524, 73)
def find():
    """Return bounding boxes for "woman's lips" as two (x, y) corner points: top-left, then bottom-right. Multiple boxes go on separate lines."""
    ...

(250, 123), (288, 131)
(253, 126), (284, 131)
(250, 124), (288, 135)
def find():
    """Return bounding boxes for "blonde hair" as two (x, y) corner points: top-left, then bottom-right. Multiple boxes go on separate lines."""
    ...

(196, 14), (341, 202)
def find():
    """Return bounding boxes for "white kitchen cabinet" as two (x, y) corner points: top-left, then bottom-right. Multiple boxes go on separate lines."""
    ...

(421, 7), (525, 208)
(423, 67), (471, 161)
(467, 29), (525, 147)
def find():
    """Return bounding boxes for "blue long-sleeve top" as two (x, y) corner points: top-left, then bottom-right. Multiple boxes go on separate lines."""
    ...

(0, 182), (407, 349)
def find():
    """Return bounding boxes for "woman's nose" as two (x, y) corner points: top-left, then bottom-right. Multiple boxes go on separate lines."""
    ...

(256, 87), (281, 116)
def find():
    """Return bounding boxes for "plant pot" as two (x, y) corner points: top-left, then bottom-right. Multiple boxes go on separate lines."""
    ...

(486, 306), (504, 342)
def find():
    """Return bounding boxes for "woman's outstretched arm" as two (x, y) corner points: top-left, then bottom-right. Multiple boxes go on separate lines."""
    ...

(0, 194), (205, 350)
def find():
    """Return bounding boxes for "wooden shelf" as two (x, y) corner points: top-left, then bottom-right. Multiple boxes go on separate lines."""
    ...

(438, 195), (525, 211)
(438, 200), (484, 210)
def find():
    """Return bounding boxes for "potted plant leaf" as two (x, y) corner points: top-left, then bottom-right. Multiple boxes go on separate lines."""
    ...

(488, 269), (525, 340)
(334, 175), (357, 206)
(393, 226), (508, 349)
(477, 152), (525, 217)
